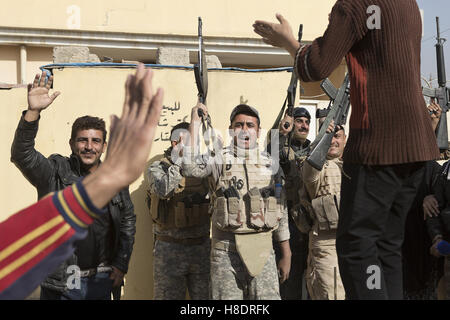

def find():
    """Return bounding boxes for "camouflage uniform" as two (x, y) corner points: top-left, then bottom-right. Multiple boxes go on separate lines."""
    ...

(147, 149), (211, 300)
(300, 158), (345, 300)
(182, 145), (290, 300)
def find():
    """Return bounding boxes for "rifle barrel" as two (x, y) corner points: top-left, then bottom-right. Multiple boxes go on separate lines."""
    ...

(436, 16), (440, 39)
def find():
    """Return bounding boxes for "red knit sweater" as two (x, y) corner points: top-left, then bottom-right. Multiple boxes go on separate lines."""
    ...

(295, 0), (440, 165)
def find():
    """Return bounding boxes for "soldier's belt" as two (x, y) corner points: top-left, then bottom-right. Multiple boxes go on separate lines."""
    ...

(155, 234), (209, 246)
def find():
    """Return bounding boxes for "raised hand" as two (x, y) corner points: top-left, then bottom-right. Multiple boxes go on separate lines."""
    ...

(326, 120), (336, 134)
(280, 115), (293, 136)
(428, 99), (442, 132)
(191, 103), (208, 123)
(253, 14), (300, 57)
(83, 63), (164, 208)
(27, 72), (60, 113)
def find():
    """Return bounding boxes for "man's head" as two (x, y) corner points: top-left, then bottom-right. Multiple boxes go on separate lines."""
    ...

(327, 125), (346, 159)
(70, 116), (107, 171)
(229, 104), (260, 149)
(170, 122), (190, 156)
(292, 107), (310, 142)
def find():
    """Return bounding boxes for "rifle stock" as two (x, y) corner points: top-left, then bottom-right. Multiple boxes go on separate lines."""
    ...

(306, 133), (333, 170)
(303, 74), (350, 170)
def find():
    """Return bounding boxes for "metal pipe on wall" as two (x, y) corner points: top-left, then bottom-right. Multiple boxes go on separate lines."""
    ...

(20, 45), (27, 84)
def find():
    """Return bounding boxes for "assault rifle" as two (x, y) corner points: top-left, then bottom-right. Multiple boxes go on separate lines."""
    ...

(267, 24), (304, 155)
(193, 17), (215, 152)
(422, 16), (450, 152)
(296, 73), (351, 170)
(285, 24), (304, 160)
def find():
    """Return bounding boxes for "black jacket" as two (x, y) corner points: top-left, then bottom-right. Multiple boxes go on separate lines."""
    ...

(11, 113), (136, 293)
(429, 161), (450, 242)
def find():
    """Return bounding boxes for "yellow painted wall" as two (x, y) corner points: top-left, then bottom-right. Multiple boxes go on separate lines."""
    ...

(0, 0), (335, 40)
(25, 47), (54, 83)
(0, 46), (53, 84)
(0, 46), (20, 84)
(0, 65), (344, 299)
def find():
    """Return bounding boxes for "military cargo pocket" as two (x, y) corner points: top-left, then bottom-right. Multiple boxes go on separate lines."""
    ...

(175, 202), (189, 228)
(150, 195), (160, 222)
(213, 196), (229, 230)
(199, 203), (210, 224)
(228, 197), (243, 228)
(190, 204), (201, 226)
(264, 196), (279, 229)
(291, 204), (313, 234)
(311, 194), (339, 231)
(247, 191), (264, 230)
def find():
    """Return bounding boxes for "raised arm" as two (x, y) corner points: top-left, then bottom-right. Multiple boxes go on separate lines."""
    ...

(254, 4), (363, 81)
(182, 103), (218, 179)
(10, 72), (61, 190)
(147, 159), (183, 199)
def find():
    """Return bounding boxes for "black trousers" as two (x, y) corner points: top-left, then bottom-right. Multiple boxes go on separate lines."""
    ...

(336, 162), (425, 300)
(274, 215), (309, 300)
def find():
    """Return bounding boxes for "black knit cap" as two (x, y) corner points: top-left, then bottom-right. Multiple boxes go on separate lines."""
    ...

(293, 107), (311, 120)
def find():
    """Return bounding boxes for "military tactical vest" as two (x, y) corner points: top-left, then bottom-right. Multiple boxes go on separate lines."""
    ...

(211, 147), (282, 233)
(283, 145), (302, 205)
(150, 157), (210, 230)
(296, 159), (342, 232)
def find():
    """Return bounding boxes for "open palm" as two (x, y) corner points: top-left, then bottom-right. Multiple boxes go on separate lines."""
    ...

(27, 72), (60, 111)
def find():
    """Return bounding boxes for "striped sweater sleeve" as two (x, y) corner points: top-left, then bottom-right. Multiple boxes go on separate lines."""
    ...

(294, 0), (362, 82)
(0, 179), (105, 300)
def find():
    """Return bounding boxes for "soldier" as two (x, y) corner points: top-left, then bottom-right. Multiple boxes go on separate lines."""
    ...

(182, 103), (291, 299)
(275, 107), (311, 299)
(147, 122), (211, 300)
(297, 121), (346, 300)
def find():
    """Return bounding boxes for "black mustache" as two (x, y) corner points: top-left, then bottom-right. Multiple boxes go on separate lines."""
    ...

(237, 133), (250, 139)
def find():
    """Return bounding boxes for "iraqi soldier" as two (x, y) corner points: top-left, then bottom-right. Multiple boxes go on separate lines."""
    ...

(274, 107), (311, 299)
(147, 122), (211, 300)
(182, 103), (291, 300)
(299, 121), (346, 300)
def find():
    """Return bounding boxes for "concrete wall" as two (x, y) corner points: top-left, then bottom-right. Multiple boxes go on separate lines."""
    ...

(0, 1), (338, 84)
(0, 46), (53, 84)
(0, 0), (335, 39)
(0, 65), (343, 299)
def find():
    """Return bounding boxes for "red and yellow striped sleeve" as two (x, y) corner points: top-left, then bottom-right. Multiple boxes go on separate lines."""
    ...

(0, 179), (105, 300)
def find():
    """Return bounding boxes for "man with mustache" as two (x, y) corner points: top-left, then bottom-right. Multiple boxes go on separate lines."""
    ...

(182, 103), (291, 299)
(275, 107), (311, 299)
(10, 72), (136, 300)
(299, 121), (346, 299)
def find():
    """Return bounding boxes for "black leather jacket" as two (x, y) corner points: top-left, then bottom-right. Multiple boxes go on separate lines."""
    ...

(11, 113), (136, 293)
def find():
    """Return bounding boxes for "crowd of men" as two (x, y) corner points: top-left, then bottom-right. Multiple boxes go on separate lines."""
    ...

(1, 0), (450, 300)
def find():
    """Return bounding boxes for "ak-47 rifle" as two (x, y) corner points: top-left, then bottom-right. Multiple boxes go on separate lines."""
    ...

(296, 73), (351, 170)
(193, 17), (214, 152)
(285, 24), (303, 160)
(267, 24), (303, 155)
(422, 16), (450, 152)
